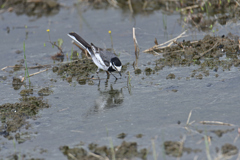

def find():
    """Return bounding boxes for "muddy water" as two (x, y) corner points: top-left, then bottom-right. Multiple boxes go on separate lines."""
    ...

(1, 0), (240, 159)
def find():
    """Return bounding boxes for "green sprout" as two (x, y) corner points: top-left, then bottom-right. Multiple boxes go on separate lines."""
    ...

(23, 42), (30, 84)
(58, 38), (63, 48)
(109, 30), (114, 49)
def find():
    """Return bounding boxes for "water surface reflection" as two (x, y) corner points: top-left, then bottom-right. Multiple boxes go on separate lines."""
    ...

(86, 84), (124, 116)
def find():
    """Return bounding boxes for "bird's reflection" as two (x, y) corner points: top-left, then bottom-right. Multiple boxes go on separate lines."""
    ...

(85, 84), (124, 116)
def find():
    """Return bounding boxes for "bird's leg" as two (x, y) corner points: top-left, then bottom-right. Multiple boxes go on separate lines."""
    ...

(97, 78), (101, 89)
(96, 68), (100, 80)
(109, 71), (118, 80)
(106, 71), (110, 79)
(105, 77), (109, 88)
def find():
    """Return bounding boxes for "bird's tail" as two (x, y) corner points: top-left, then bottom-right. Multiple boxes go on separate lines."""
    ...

(68, 32), (91, 49)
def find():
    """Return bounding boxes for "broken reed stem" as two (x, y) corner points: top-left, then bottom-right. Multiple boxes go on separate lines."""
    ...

(128, 0), (133, 13)
(199, 41), (219, 56)
(1, 60), (80, 72)
(67, 153), (78, 160)
(186, 109), (193, 125)
(1, 66), (8, 71)
(133, 28), (140, 57)
(144, 30), (187, 53)
(133, 27), (140, 69)
(159, 30), (187, 47)
(200, 121), (234, 126)
(180, 4), (200, 12)
(2, 64), (51, 71)
(88, 151), (107, 160)
(21, 68), (49, 82)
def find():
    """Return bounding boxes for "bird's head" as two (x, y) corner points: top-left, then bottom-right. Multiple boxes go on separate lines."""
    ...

(110, 57), (122, 76)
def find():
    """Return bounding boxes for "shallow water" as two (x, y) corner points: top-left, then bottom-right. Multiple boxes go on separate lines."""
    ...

(0, 0), (240, 159)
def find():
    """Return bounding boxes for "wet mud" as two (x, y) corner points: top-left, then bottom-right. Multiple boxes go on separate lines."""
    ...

(211, 128), (235, 137)
(38, 87), (53, 96)
(19, 88), (33, 96)
(164, 141), (201, 157)
(117, 132), (127, 139)
(0, 0), (60, 18)
(221, 143), (238, 156)
(54, 57), (97, 84)
(12, 77), (24, 90)
(60, 141), (147, 160)
(145, 34), (240, 79)
(0, 96), (50, 142)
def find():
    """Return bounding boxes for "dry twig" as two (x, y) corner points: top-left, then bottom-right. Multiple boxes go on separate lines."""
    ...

(200, 121), (234, 126)
(133, 27), (140, 69)
(48, 41), (63, 53)
(186, 109), (193, 125)
(21, 68), (49, 82)
(89, 151), (109, 160)
(128, 0), (133, 13)
(180, 5), (200, 12)
(1, 64), (51, 71)
(199, 41), (219, 57)
(67, 153), (78, 160)
(144, 30), (187, 53)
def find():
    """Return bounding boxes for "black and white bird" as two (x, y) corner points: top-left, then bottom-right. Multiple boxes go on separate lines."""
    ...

(68, 32), (122, 78)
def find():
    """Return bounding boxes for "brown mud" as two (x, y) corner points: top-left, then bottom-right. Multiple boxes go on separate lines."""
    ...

(164, 141), (201, 157)
(0, 96), (50, 143)
(164, 141), (238, 158)
(0, 0), (60, 18)
(60, 141), (147, 160)
(38, 87), (53, 96)
(54, 58), (97, 84)
(221, 143), (238, 156)
(211, 128), (235, 137)
(12, 77), (24, 90)
(145, 34), (240, 79)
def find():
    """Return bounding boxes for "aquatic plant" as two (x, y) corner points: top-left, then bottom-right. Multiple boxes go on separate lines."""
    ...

(23, 42), (30, 84)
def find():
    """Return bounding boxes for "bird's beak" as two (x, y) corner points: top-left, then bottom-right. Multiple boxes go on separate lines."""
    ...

(119, 71), (122, 77)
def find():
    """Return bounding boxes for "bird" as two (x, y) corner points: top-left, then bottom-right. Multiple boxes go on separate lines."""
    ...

(67, 32), (122, 78)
